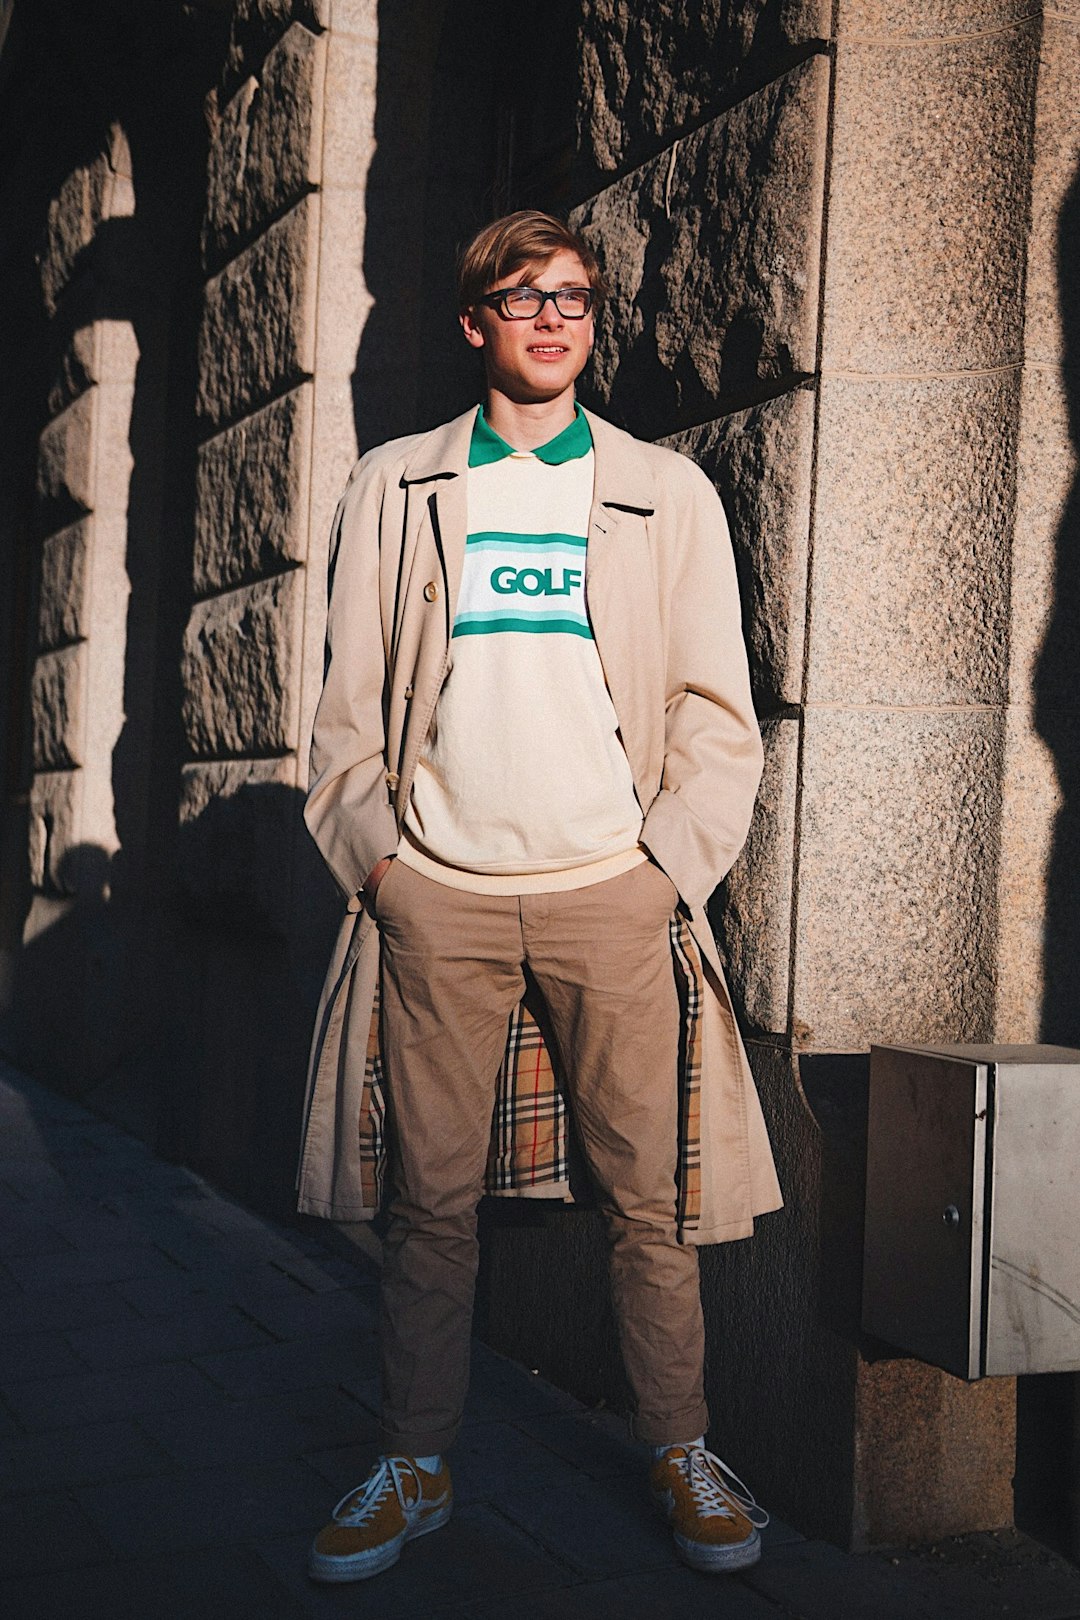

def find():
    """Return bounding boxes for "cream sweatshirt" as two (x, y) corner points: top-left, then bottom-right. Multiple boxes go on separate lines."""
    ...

(399, 405), (645, 893)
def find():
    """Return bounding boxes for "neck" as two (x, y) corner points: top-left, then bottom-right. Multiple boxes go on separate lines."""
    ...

(482, 387), (577, 452)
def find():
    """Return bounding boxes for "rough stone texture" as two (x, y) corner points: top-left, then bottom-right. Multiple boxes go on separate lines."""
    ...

(203, 23), (326, 272)
(224, 0), (329, 95)
(297, 376), (356, 771)
(193, 386), (313, 595)
(715, 715), (798, 1033)
(574, 54), (829, 436)
(181, 572), (302, 759)
(577, 0), (830, 189)
(27, 771), (80, 893)
(994, 709), (1061, 1043)
(307, 379), (358, 546)
(839, 0), (1039, 37)
(319, 31), (378, 189)
(1024, 16), (1080, 370)
(94, 319), (141, 385)
(37, 125), (134, 317)
(36, 381), (135, 534)
(31, 646), (85, 771)
(38, 520), (91, 651)
(328, 0), (376, 35)
(90, 382), (136, 518)
(793, 708), (1003, 1051)
(46, 312), (140, 420)
(178, 757), (300, 933)
(312, 185), (374, 378)
(196, 196), (318, 431)
(999, 359), (1079, 1043)
(663, 387), (814, 708)
(39, 154), (110, 316)
(854, 1358), (1015, 1546)
(823, 22), (1039, 374)
(1012, 366), (1076, 713)
(45, 323), (96, 420)
(78, 507), (130, 861)
(808, 371), (1018, 706)
(36, 389), (95, 524)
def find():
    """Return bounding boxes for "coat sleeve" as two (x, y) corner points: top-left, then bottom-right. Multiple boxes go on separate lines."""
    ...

(303, 459), (399, 900)
(639, 455), (764, 912)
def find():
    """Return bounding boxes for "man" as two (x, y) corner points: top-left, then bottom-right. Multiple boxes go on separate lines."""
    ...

(298, 211), (782, 1583)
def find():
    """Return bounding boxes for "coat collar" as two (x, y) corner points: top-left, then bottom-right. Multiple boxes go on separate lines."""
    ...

(400, 402), (656, 514)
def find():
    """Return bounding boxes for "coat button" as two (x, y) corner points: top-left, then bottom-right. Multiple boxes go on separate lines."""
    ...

(385, 771), (400, 791)
(423, 581), (439, 603)
(403, 683), (414, 699)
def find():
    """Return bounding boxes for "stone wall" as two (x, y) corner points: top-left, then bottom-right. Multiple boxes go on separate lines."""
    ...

(30, 131), (136, 900)
(3, 111), (154, 1088)
(471, 0), (1076, 1550)
(0, 0), (499, 1201)
(1, 0), (1076, 1555)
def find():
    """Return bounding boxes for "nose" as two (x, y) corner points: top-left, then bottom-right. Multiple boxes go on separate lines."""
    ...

(534, 291), (564, 327)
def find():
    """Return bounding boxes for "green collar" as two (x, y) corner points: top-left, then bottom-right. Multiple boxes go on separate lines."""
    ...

(468, 403), (593, 468)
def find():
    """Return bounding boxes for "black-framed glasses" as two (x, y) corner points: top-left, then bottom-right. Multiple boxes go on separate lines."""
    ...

(476, 285), (594, 320)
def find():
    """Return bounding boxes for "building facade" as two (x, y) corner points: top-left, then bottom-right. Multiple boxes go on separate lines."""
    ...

(1, 0), (1077, 1550)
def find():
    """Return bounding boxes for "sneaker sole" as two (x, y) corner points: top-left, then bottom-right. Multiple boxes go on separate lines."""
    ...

(673, 1525), (762, 1573)
(308, 1499), (453, 1583)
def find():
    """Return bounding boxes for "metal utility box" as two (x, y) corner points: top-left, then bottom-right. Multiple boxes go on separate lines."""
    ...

(862, 1044), (1080, 1380)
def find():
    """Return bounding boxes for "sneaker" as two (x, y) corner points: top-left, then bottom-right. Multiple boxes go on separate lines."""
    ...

(308, 1454), (453, 1582)
(650, 1444), (768, 1573)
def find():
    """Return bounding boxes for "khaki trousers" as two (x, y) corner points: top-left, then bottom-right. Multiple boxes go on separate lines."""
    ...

(373, 856), (709, 1456)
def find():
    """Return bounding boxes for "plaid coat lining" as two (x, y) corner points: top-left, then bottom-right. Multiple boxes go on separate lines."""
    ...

(358, 914), (704, 1235)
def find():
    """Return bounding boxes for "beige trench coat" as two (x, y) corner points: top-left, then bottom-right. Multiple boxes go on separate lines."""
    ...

(297, 404), (783, 1243)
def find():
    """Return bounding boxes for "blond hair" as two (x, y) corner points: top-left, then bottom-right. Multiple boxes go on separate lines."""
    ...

(457, 210), (607, 313)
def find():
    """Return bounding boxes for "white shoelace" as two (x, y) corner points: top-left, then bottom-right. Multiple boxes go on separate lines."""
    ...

(674, 1447), (770, 1529)
(331, 1456), (424, 1527)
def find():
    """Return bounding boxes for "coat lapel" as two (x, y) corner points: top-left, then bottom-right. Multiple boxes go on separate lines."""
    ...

(581, 408), (666, 805)
(401, 406), (475, 634)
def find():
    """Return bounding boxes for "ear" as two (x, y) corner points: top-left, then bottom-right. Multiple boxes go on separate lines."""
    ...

(460, 308), (485, 350)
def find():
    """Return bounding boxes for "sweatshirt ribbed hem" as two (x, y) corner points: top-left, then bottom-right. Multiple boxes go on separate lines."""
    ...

(396, 837), (646, 894)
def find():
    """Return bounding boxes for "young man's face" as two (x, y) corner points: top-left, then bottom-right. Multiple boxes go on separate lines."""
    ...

(460, 248), (595, 405)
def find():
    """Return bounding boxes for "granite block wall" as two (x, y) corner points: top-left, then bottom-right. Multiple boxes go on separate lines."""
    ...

(27, 132), (135, 883)
(2, 0), (1075, 1555)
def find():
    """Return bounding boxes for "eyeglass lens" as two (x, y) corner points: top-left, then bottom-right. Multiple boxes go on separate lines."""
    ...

(498, 287), (592, 318)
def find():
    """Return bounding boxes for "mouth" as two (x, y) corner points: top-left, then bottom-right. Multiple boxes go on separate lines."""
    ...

(527, 345), (569, 356)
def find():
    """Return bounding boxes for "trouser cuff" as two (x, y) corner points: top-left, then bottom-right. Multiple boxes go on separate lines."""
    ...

(630, 1399), (710, 1448)
(379, 1420), (461, 1458)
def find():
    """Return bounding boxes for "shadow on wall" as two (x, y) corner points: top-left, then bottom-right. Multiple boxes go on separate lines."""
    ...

(1036, 161), (1080, 1049)
(165, 779), (341, 1220)
(6, 781), (339, 1219)
(1017, 157), (1080, 1560)
(0, 7), (352, 1223)
(353, 0), (583, 452)
(350, 0), (502, 454)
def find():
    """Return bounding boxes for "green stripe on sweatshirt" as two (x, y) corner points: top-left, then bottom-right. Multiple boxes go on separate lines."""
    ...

(465, 531), (587, 550)
(452, 616), (593, 639)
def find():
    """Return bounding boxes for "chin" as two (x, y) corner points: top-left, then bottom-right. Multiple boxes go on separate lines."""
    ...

(502, 376), (575, 404)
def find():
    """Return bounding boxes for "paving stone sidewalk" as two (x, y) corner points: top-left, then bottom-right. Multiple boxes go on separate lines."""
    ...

(3, 1059), (1080, 1620)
